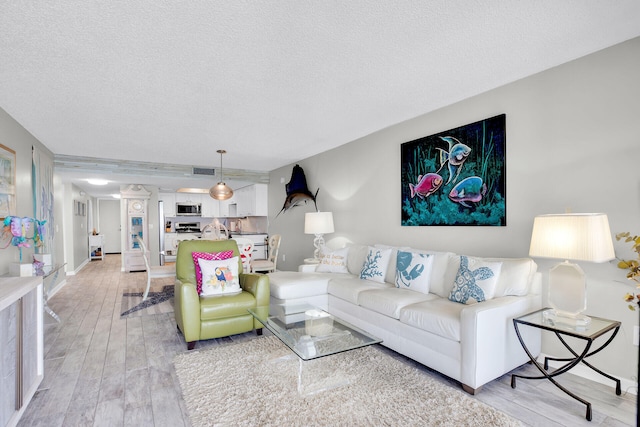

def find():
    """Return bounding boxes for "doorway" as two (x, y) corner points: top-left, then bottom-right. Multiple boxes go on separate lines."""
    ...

(98, 199), (122, 254)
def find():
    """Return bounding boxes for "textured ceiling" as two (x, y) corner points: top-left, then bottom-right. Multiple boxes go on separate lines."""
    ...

(1, 1), (640, 197)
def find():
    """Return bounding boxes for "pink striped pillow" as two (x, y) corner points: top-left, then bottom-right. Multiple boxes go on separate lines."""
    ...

(192, 251), (234, 294)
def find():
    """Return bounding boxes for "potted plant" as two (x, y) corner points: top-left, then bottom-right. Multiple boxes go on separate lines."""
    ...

(615, 232), (639, 426)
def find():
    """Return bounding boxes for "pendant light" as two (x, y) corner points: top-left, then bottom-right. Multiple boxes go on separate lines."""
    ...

(209, 149), (234, 200)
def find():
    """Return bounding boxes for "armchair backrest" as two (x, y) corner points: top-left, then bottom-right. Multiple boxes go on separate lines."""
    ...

(176, 239), (241, 284)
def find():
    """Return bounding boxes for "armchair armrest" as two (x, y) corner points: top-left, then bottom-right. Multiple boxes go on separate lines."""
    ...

(175, 279), (201, 342)
(240, 273), (270, 308)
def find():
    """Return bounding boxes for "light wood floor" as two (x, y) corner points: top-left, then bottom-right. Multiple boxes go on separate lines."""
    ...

(18, 254), (636, 426)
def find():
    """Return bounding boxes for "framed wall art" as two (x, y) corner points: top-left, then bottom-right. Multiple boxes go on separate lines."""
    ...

(0, 144), (16, 218)
(401, 114), (506, 226)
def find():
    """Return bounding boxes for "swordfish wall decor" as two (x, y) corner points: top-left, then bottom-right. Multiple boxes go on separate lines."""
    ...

(401, 114), (506, 226)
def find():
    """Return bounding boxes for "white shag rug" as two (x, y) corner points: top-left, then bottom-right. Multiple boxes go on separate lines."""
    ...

(174, 336), (520, 427)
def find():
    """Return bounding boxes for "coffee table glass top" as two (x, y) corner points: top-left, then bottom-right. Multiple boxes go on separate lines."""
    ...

(248, 303), (382, 360)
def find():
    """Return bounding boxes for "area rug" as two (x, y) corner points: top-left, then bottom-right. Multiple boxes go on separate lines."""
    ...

(120, 278), (175, 318)
(174, 336), (520, 427)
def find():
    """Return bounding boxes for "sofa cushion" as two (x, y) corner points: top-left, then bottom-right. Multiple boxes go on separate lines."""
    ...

(448, 256), (502, 304)
(395, 250), (434, 294)
(399, 298), (465, 341)
(268, 271), (331, 300)
(482, 257), (538, 297)
(200, 290), (256, 320)
(316, 246), (350, 273)
(328, 276), (391, 305)
(359, 246), (393, 283)
(198, 256), (242, 297)
(407, 249), (456, 298)
(358, 288), (436, 319)
(192, 250), (234, 294)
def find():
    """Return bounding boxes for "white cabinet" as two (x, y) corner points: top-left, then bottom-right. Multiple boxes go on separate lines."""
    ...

(121, 185), (150, 272)
(218, 195), (236, 217)
(89, 234), (105, 261)
(201, 194), (220, 218)
(0, 277), (43, 427)
(159, 192), (176, 216)
(235, 184), (268, 217)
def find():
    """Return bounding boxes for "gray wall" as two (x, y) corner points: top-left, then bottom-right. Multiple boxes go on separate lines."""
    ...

(267, 37), (640, 383)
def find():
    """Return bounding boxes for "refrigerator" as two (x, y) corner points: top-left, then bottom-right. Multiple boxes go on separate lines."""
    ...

(159, 200), (166, 265)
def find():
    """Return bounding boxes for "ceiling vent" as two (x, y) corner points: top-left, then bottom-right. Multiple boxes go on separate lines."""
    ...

(193, 167), (216, 176)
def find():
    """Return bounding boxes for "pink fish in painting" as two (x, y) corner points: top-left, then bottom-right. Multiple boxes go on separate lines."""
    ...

(409, 173), (443, 199)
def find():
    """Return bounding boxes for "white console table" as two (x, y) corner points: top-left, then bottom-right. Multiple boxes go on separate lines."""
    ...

(89, 234), (105, 261)
(0, 276), (44, 427)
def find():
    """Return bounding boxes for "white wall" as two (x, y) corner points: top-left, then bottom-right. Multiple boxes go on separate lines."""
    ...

(267, 37), (640, 383)
(0, 107), (58, 273)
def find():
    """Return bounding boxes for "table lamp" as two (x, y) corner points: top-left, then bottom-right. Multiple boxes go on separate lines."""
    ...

(529, 213), (615, 327)
(304, 212), (334, 260)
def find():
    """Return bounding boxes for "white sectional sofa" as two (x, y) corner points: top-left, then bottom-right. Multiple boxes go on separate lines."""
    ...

(268, 244), (542, 394)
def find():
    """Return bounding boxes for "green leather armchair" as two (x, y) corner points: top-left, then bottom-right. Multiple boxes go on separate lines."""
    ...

(174, 239), (269, 350)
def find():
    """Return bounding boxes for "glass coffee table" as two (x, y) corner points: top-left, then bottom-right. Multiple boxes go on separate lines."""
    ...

(248, 303), (382, 394)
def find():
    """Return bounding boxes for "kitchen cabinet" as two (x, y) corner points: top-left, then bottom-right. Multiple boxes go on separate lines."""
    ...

(175, 193), (201, 204)
(201, 194), (220, 218)
(159, 192), (176, 216)
(234, 184), (268, 217)
(121, 185), (150, 272)
(218, 195), (236, 217)
(0, 276), (43, 427)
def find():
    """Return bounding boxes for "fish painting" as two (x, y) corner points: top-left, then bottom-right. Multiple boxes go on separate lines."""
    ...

(409, 173), (443, 199)
(436, 136), (471, 184)
(448, 176), (487, 208)
(276, 164), (319, 217)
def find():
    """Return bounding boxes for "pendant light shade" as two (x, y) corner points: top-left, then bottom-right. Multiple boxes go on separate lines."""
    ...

(209, 150), (234, 200)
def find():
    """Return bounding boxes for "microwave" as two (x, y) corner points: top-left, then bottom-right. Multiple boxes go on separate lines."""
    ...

(176, 202), (202, 216)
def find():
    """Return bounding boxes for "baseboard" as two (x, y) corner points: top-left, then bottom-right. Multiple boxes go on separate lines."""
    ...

(48, 278), (67, 298)
(538, 352), (637, 395)
(66, 259), (89, 276)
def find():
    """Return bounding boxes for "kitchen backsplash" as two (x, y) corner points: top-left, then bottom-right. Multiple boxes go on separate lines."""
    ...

(165, 215), (268, 234)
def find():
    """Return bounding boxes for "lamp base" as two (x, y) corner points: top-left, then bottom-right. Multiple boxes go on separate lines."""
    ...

(543, 308), (591, 329)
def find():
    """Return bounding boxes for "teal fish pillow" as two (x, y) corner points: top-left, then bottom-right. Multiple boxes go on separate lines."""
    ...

(395, 251), (434, 294)
(448, 255), (502, 304)
(359, 247), (392, 283)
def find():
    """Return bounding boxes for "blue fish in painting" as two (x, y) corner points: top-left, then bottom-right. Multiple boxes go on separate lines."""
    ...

(448, 176), (487, 208)
(436, 136), (471, 184)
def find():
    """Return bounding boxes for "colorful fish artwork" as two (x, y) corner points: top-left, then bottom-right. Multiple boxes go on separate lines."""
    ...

(409, 173), (443, 199)
(277, 164), (319, 217)
(448, 176), (487, 208)
(436, 136), (471, 184)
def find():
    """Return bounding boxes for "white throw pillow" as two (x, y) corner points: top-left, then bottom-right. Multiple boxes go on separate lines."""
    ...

(395, 251), (434, 294)
(198, 256), (242, 297)
(359, 246), (392, 283)
(347, 244), (369, 276)
(316, 247), (350, 273)
(448, 255), (502, 304)
(483, 257), (538, 297)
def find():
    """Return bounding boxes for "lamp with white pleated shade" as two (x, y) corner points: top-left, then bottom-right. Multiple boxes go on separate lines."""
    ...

(529, 213), (615, 327)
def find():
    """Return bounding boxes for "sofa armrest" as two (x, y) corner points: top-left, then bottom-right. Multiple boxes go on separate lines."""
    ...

(240, 273), (270, 307)
(459, 293), (542, 390)
(174, 279), (201, 342)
